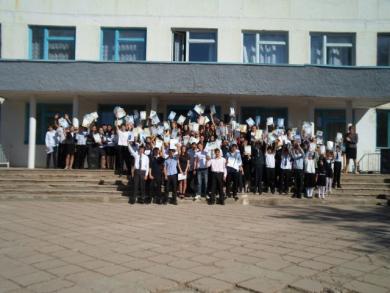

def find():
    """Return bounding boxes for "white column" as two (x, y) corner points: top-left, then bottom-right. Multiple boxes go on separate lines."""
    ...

(27, 97), (37, 169)
(72, 95), (80, 120)
(346, 100), (353, 129)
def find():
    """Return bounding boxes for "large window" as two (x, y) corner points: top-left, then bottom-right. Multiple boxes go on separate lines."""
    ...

(101, 28), (146, 61)
(24, 103), (72, 145)
(173, 30), (217, 62)
(377, 110), (390, 148)
(243, 31), (288, 64)
(378, 34), (390, 66)
(241, 107), (288, 129)
(311, 33), (355, 66)
(29, 26), (75, 60)
(315, 109), (346, 142)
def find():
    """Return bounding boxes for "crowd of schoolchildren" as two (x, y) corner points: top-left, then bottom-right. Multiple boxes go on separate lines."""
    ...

(45, 105), (359, 205)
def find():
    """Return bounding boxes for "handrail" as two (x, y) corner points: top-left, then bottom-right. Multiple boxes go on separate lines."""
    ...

(357, 152), (380, 173)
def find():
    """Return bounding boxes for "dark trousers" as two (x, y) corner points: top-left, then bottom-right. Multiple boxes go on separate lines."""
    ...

(187, 171), (197, 196)
(253, 165), (263, 193)
(226, 170), (239, 197)
(279, 169), (292, 193)
(333, 161), (342, 187)
(150, 175), (163, 203)
(293, 169), (304, 197)
(46, 147), (57, 168)
(211, 172), (225, 203)
(266, 167), (275, 193)
(57, 143), (66, 168)
(133, 170), (146, 201)
(117, 146), (131, 175)
(75, 145), (87, 169)
(166, 174), (178, 202)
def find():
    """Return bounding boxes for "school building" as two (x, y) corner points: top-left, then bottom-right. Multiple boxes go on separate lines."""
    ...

(0, 0), (390, 169)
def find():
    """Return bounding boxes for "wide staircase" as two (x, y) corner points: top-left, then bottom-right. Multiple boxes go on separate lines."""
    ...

(0, 168), (389, 206)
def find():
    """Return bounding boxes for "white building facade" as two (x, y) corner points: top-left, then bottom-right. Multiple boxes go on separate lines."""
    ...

(0, 0), (390, 168)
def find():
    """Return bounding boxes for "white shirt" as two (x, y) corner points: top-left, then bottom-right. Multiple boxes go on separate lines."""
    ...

(76, 132), (87, 145)
(117, 129), (130, 146)
(280, 154), (292, 170)
(305, 159), (316, 174)
(195, 150), (208, 169)
(265, 153), (275, 168)
(128, 145), (150, 176)
(56, 127), (65, 143)
(45, 130), (57, 150)
(207, 157), (227, 177)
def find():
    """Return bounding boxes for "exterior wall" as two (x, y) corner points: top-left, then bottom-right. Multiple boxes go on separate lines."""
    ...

(1, 0), (390, 64)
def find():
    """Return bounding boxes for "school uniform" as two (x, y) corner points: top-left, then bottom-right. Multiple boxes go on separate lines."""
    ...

(304, 156), (316, 198)
(56, 127), (66, 168)
(291, 149), (305, 198)
(279, 152), (292, 194)
(207, 156), (227, 204)
(225, 151), (242, 198)
(333, 151), (342, 188)
(75, 130), (88, 169)
(149, 155), (165, 204)
(325, 158), (334, 193)
(317, 165), (327, 199)
(187, 148), (197, 196)
(265, 152), (276, 193)
(128, 144), (149, 203)
(251, 145), (265, 194)
(117, 129), (132, 175)
(164, 157), (178, 204)
(63, 132), (76, 156)
(45, 130), (58, 168)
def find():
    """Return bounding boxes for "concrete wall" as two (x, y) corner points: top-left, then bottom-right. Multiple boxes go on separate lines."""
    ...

(1, 0), (390, 65)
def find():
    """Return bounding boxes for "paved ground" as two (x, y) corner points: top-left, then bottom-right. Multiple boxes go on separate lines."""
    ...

(0, 202), (389, 293)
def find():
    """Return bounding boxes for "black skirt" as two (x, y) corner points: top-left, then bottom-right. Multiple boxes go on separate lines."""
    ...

(346, 148), (357, 160)
(304, 173), (316, 188)
(317, 174), (326, 186)
(64, 143), (75, 155)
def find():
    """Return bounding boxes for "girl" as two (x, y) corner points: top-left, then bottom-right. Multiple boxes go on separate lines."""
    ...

(63, 126), (76, 170)
(325, 151), (334, 194)
(304, 152), (316, 198)
(97, 127), (107, 169)
(317, 159), (327, 199)
(265, 145), (276, 194)
(178, 145), (190, 198)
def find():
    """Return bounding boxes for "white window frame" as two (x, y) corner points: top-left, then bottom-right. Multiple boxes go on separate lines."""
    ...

(243, 31), (288, 64)
(311, 33), (355, 65)
(172, 29), (217, 62)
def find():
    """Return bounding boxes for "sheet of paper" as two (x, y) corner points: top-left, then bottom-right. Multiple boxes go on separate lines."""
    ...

(240, 124), (247, 133)
(140, 111), (146, 120)
(155, 139), (163, 149)
(194, 104), (205, 115)
(170, 138), (179, 150)
(266, 117), (274, 126)
(244, 145), (251, 155)
(229, 107), (235, 117)
(113, 107), (126, 119)
(246, 117), (255, 127)
(277, 118), (284, 128)
(210, 105), (216, 114)
(168, 111), (176, 121)
(93, 133), (101, 144)
(177, 115), (186, 125)
(178, 173), (187, 181)
(327, 140), (334, 150)
(58, 118), (69, 129)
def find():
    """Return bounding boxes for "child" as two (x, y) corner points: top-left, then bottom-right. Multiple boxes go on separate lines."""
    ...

(265, 145), (276, 194)
(304, 152), (316, 198)
(325, 151), (334, 194)
(333, 145), (343, 188)
(317, 159), (327, 199)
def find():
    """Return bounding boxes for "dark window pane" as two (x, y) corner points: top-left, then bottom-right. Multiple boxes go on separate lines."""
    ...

(311, 35), (323, 64)
(48, 40), (75, 60)
(377, 110), (389, 148)
(326, 46), (353, 66)
(189, 32), (216, 40)
(243, 33), (256, 63)
(31, 28), (44, 59)
(102, 30), (115, 61)
(314, 109), (346, 142)
(173, 31), (186, 61)
(118, 41), (145, 61)
(189, 43), (216, 62)
(48, 28), (75, 38)
(378, 34), (390, 66)
(118, 29), (145, 40)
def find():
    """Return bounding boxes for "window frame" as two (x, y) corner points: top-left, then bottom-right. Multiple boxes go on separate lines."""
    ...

(377, 33), (390, 66)
(242, 30), (289, 64)
(172, 29), (218, 62)
(29, 25), (76, 60)
(310, 32), (356, 66)
(100, 27), (147, 62)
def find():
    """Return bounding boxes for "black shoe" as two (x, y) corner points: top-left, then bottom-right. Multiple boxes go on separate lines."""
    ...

(137, 198), (144, 204)
(128, 197), (136, 204)
(337, 185), (342, 188)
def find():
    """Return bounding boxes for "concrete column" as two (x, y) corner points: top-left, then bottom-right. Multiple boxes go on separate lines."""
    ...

(151, 97), (159, 111)
(307, 99), (315, 122)
(346, 100), (353, 128)
(27, 97), (37, 169)
(72, 96), (80, 120)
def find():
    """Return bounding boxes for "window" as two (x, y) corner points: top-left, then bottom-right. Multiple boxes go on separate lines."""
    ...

(315, 109), (346, 142)
(24, 103), (72, 145)
(29, 26), (75, 60)
(101, 28), (146, 61)
(241, 107), (288, 129)
(243, 31), (288, 64)
(378, 34), (390, 66)
(311, 33), (355, 66)
(377, 110), (390, 148)
(173, 30), (217, 62)
(98, 104), (146, 125)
